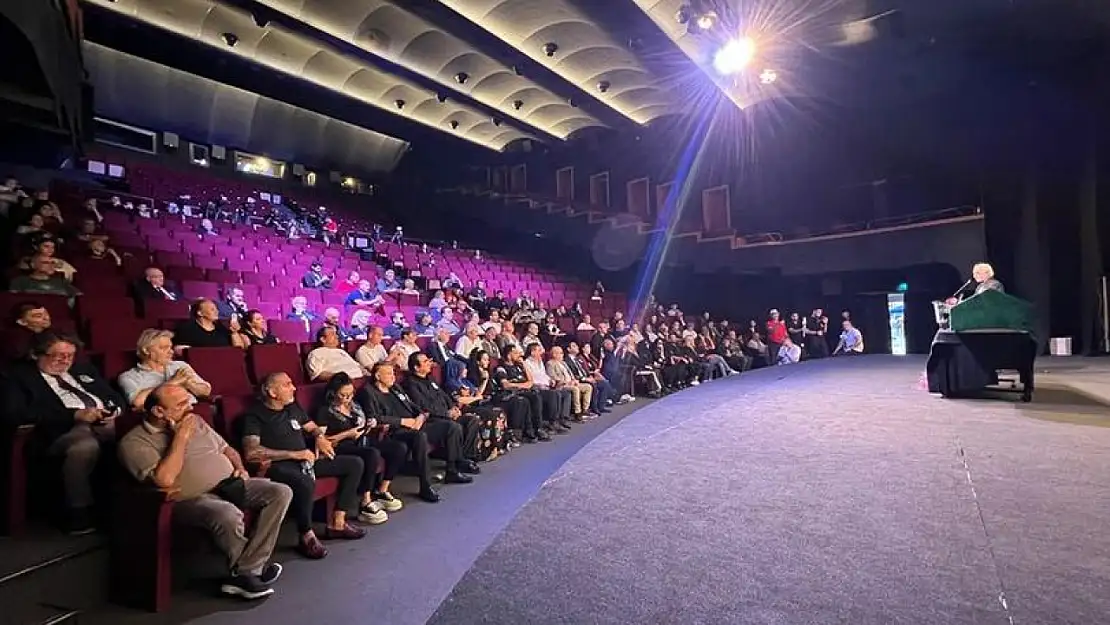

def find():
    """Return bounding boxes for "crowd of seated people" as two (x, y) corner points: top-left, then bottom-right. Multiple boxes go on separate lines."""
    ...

(0, 174), (870, 606)
(0, 178), (657, 603)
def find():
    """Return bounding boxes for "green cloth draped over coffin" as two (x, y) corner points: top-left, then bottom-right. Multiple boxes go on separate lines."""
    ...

(948, 289), (1037, 340)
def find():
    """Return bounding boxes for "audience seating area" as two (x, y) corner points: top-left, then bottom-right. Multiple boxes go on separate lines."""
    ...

(1, 166), (644, 612)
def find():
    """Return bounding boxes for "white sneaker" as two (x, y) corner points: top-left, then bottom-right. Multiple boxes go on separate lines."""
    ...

(359, 503), (388, 525)
(690, 380), (700, 386)
(373, 491), (404, 512)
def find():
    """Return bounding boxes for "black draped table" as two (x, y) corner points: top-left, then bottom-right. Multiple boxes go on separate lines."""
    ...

(926, 330), (1037, 402)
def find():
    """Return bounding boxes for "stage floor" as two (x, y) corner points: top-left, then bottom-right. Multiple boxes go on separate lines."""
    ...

(430, 355), (1110, 625)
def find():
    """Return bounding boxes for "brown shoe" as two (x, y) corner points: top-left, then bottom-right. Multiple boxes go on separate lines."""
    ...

(296, 534), (328, 559)
(322, 523), (366, 540)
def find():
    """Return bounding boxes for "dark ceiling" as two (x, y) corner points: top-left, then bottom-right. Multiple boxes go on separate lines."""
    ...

(79, 0), (1110, 173)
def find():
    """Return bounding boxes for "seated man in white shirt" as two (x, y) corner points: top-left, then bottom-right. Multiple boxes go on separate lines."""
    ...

(833, 321), (865, 355)
(454, 324), (482, 360)
(776, 338), (802, 365)
(522, 342), (573, 431)
(354, 325), (390, 372)
(118, 329), (212, 410)
(305, 326), (364, 382)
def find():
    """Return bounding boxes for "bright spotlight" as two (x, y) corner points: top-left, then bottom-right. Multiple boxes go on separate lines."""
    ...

(713, 37), (756, 75)
(759, 68), (778, 84)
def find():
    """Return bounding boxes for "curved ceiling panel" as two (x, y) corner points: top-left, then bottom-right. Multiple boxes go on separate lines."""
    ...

(86, 0), (535, 151)
(255, 0), (605, 140)
(435, 0), (676, 124)
(84, 42), (410, 173)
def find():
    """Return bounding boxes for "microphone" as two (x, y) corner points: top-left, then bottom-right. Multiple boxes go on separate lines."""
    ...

(951, 278), (974, 300)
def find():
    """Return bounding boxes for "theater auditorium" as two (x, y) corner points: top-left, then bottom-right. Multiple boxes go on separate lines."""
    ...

(3, 1), (1110, 624)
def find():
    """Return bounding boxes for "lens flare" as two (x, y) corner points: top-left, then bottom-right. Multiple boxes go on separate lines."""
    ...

(713, 37), (756, 75)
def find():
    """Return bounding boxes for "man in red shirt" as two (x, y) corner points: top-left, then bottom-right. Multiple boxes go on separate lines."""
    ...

(765, 309), (788, 366)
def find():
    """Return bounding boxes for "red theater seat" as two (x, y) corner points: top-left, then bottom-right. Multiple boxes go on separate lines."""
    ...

(184, 347), (251, 395)
(246, 342), (306, 385)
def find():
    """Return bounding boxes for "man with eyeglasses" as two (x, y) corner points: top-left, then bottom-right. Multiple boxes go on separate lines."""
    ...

(2, 331), (125, 534)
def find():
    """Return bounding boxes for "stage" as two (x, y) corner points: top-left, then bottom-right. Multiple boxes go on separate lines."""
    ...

(430, 355), (1110, 625)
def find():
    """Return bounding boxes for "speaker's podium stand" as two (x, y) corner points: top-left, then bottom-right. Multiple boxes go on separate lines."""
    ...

(926, 289), (1038, 402)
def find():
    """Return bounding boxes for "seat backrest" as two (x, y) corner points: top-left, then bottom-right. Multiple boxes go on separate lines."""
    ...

(76, 295), (138, 324)
(217, 393), (255, 446)
(87, 317), (151, 352)
(246, 342), (306, 386)
(184, 347), (252, 395)
(268, 320), (310, 344)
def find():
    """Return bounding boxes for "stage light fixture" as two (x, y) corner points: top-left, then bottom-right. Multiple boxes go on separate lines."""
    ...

(543, 42), (559, 57)
(394, 99), (405, 110)
(221, 32), (239, 47)
(436, 93), (448, 103)
(696, 11), (718, 30)
(454, 72), (469, 85)
(449, 120), (459, 130)
(759, 68), (778, 84)
(597, 80), (611, 93)
(713, 37), (756, 75)
(492, 118), (502, 127)
(512, 99), (524, 110)
(675, 4), (691, 25)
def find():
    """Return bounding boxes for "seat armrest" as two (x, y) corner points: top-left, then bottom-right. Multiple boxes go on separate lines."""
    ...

(371, 424), (389, 440)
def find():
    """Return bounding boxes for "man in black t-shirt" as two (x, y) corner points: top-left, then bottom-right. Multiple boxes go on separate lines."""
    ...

(401, 352), (481, 472)
(241, 372), (366, 560)
(174, 298), (246, 350)
(493, 345), (549, 443)
(357, 362), (472, 503)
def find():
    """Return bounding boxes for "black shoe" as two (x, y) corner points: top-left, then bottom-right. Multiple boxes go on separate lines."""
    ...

(522, 434), (538, 444)
(220, 574), (274, 600)
(559, 419), (574, 428)
(445, 471), (474, 484)
(418, 487), (441, 503)
(536, 430), (552, 441)
(551, 423), (570, 434)
(67, 508), (96, 536)
(457, 459), (481, 474)
(259, 563), (282, 586)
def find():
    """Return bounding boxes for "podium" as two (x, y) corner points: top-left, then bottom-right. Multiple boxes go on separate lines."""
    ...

(926, 289), (1037, 402)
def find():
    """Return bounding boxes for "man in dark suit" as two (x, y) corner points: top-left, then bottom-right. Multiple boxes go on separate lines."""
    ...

(133, 267), (180, 301)
(401, 352), (482, 473)
(357, 362), (473, 503)
(428, 327), (465, 367)
(2, 331), (125, 534)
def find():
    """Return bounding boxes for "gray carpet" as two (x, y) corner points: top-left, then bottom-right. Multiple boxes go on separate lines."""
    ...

(429, 356), (1110, 625)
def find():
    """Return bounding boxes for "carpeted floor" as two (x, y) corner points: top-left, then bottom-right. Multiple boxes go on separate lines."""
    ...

(429, 355), (1110, 625)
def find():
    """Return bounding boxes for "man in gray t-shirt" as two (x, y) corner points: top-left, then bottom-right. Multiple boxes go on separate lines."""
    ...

(118, 384), (292, 600)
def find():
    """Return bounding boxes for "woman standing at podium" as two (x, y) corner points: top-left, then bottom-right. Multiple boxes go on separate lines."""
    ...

(946, 262), (1004, 306)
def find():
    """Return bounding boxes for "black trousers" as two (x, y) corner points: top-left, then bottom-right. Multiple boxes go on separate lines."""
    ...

(495, 393), (541, 436)
(266, 455), (362, 534)
(332, 442), (381, 495)
(388, 428), (433, 489)
(537, 388), (570, 423)
(430, 414), (480, 462)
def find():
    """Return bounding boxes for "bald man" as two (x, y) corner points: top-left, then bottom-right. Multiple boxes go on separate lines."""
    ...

(118, 383), (292, 600)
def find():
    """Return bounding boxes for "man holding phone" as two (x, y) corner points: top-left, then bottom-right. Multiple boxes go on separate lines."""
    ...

(2, 331), (125, 534)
